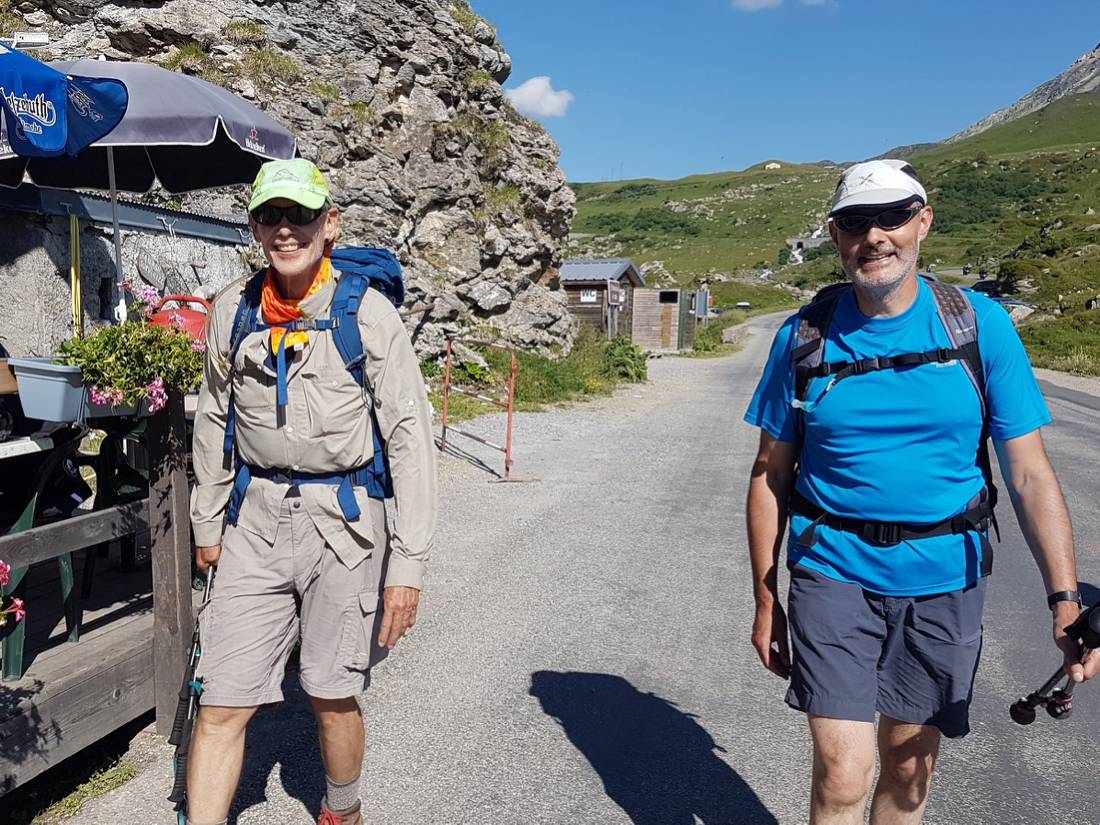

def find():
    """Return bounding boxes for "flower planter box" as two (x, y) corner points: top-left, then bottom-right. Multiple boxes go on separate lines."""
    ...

(8, 357), (85, 422)
(8, 358), (149, 422)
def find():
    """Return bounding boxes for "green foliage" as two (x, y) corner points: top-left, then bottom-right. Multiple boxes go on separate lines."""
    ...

(449, 1), (483, 35)
(438, 112), (511, 165)
(691, 310), (747, 355)
(58, 320), (204, 406)
(243, 47), (302, 89)
(997, 258), (1047, 293)
(164, 43), (213, 76)
(455, 360), (493, 385)
(308, 81), (340, 101)
(604, 183), (659, 203)
(802, 241), (837, 262)
(930, 166), (1048, 233)
(464, 69), (496, 91)
(483, 184), (521, 215)
(0, 1), (23, 37)
(349, 102), (377, 126)
(1019, 311), (1100, 376)
(778, 247), (792, 265)
(606, 336), (648, 382)
(223, 19), (266, 45)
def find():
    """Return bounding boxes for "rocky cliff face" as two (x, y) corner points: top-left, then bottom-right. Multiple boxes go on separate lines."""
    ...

(948, 44), (1100, 142)
(0, 0), (577, 358)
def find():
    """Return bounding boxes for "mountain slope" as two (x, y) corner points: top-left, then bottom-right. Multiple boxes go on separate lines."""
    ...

(949, 44), (1100, 142)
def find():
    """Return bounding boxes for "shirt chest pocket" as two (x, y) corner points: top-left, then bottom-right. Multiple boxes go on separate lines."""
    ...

(298, 366), (369, 439)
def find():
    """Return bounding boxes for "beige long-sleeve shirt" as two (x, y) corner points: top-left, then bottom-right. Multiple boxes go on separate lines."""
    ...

(189, 270), (437, 590)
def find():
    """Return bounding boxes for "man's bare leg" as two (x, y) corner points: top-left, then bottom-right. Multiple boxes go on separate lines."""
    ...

(310, 696), (365, 783)
(808, 715), (877, 825)
(186, 705), (259, 824)
(869, 716), (941, 825)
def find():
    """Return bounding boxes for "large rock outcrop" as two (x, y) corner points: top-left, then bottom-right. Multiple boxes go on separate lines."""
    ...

(0, 0), (577, 357)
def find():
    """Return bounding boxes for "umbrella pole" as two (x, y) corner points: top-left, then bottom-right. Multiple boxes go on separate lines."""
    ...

(103, 146), (123, 320)
(70, 215), (83, 338)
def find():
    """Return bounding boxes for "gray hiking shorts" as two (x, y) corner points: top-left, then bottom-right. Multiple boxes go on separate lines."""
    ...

(785, 563), (986, 738)
(196, 490), (389, 706)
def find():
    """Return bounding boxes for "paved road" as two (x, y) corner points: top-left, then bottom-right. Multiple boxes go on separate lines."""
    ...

(69, 317), (1100, 824)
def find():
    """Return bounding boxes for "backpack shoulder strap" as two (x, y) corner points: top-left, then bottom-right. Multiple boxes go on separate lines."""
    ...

(792, 282), (849, 404)
(329, 266), (370, 387)
(924, 276), (986, 420)
(228, 270), (266, 364)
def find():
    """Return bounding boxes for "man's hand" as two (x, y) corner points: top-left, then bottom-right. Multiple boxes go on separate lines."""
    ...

(752, 596), (791, 680)
(378, 586), (421, 649)
(1053, 602), (1100, 683)
(195, 543), (221, 574)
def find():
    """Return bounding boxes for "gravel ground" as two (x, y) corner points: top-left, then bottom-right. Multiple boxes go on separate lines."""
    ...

(63, 321), (1100, 824)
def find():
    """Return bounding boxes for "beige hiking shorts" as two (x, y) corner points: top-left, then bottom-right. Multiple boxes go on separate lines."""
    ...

(196, 489), (389, 706)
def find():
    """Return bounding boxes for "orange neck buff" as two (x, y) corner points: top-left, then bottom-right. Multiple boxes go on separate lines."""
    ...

(261, 256), (334, 352)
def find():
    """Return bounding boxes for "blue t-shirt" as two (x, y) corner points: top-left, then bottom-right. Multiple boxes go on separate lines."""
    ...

(744, 280), (1051, 596)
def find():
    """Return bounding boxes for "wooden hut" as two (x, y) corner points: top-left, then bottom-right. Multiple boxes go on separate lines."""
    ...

(559, 259), (645, 338)
(631, 288), (698, 351)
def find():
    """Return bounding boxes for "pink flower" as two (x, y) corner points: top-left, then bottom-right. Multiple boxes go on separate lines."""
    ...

(12, 597), (25, 622)
(146, 375), (168, 413)
(191, 339), (207, 353)
(167, 311), (185, 328)
(0, 560), (9, 587)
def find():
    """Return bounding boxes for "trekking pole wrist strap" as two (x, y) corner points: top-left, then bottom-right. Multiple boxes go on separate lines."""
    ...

(1047, 590), (1082, 609)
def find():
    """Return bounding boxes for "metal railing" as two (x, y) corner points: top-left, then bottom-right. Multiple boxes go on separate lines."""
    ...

(439, 338), (517, 481)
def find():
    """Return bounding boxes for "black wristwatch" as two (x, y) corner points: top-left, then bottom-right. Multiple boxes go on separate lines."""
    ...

(1047, 590), (1082, 609)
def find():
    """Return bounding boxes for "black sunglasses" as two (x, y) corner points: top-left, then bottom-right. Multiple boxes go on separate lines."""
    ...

(831, 204), (923, 235)
(250, 203), (327, 227)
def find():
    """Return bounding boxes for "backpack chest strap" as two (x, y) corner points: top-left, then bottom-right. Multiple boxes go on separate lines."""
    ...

(799, 346), (964, 382)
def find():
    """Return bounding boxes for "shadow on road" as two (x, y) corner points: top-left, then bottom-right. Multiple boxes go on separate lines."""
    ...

(435, 435), (503, 479)
(230, 675), (325, 824)
(529, 670), (778, 825)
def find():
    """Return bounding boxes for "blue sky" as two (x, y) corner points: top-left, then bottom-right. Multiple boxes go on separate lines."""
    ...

(474, 0), (1100, 183)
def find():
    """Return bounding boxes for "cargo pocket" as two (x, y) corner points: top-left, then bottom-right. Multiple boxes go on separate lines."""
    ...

(337, 589), (382, 672)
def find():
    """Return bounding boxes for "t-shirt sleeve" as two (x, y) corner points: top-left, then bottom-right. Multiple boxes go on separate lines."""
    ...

(976, 298), (1051, 441)
(743, 313), (800, 443)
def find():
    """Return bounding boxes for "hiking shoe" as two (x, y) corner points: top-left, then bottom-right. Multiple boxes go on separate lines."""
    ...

(318, 798), (362, 825)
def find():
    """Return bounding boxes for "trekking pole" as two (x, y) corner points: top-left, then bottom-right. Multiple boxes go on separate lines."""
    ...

(1010, 603), (1100, 725)
(168, 568), (214, 822)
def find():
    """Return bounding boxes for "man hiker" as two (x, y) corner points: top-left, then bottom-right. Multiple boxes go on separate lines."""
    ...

(744, 159), (1097, 824)
(186, 158), (437, 825)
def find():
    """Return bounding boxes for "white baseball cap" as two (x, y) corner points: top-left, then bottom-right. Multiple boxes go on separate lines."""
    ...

(829, 159), (927, 215)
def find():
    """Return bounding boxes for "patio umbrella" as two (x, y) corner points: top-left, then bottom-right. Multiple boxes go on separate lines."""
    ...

(0, 59), (297, 310)
(0, 45), (128, 159)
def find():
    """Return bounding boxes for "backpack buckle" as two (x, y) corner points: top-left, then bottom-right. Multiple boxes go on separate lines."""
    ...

(865, 521), (902, 545)
(853, 356), (880, 375)
(937, 347), (953, 362)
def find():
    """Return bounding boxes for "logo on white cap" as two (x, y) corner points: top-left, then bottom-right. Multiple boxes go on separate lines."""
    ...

(831, 159), (927, 214)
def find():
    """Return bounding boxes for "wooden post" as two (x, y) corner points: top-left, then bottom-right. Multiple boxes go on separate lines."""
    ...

(148, 390), (192, 737)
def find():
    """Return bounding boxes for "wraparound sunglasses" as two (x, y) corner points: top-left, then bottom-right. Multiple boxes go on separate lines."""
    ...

(250, 203), (327, 227)
(831, 204), (923, 235)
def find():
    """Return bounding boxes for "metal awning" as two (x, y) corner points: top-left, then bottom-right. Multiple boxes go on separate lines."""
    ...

(0, 182), (249, 246)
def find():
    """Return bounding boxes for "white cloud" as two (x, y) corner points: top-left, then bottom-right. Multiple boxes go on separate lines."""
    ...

(731, 0), (782, 10)
(505, 76), (574, 118)
(800, 0), (833, 5)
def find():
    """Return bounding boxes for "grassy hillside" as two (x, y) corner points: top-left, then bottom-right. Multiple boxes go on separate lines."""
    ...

(570, 91), (1100, 372)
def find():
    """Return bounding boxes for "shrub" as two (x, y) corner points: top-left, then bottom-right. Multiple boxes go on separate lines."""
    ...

(164, 43), (212, 75)
(243, 47), (302, 89)
(803, 241), (837, 262)
(223, 20), (266, 45)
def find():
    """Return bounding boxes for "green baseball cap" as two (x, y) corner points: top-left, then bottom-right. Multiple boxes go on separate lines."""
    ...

(248, 158), (330, 211)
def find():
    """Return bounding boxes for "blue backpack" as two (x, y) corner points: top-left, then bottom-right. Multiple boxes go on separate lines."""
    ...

(223, 248), (404, 526)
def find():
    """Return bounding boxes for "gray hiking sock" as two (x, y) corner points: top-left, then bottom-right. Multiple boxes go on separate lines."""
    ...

(326, 773), (361, 812)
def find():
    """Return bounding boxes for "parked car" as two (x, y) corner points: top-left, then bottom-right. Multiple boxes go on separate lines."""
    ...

(735, 301), (753, 310)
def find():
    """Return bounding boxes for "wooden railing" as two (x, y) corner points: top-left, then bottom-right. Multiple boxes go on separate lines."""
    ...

(0, 391), (192, 737)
